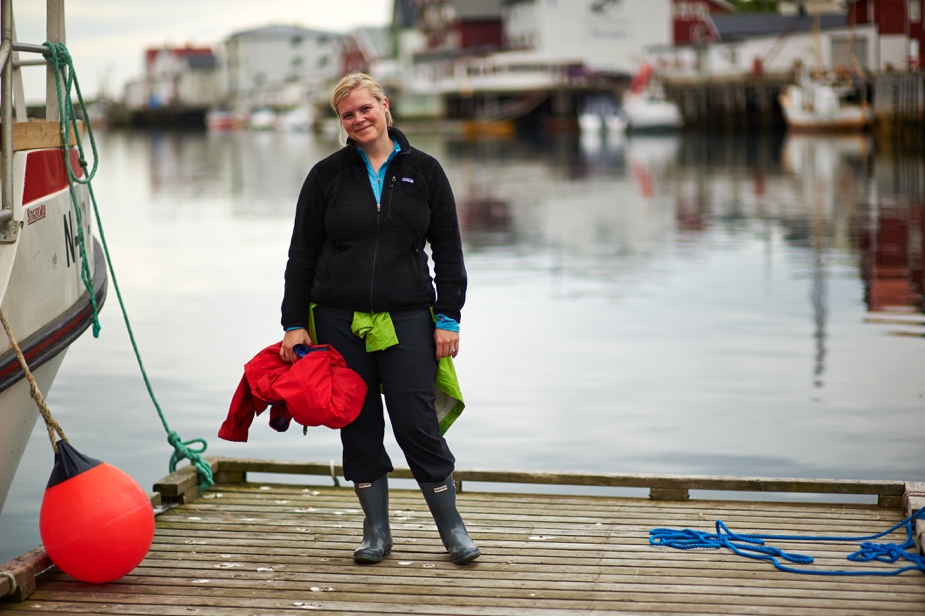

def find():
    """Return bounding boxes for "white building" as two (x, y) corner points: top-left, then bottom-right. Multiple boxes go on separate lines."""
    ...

(222, 25), (344, 109)
(123, 46), (220, 111)
(649, 22), (880, 78)
(502, 0), (673, 75)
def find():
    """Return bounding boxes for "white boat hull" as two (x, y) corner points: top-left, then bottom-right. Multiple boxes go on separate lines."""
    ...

(0, 354), (65, 513)
(623, 93), (683, 132)
(779, 84), (872, 132)
(0, 144), (108, 516)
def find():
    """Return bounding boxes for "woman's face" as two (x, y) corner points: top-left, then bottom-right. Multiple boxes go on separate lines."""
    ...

(336, 87), (389, 149)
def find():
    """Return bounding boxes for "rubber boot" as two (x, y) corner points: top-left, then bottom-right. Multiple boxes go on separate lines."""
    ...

(353, 475), (392, 564)
(419, 475), (480, 564)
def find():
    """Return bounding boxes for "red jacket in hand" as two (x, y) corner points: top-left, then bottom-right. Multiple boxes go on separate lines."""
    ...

(219, 342), (367, 442)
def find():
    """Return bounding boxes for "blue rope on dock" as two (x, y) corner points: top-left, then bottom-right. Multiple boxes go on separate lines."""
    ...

(650, 507), (925, 576)
(43, 42), (214, 492)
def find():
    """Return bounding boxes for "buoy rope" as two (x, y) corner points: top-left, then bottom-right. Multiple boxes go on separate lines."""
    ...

(41, 42), (213, 490)
(650, 506), (925, 576)
(0, 308), (68, 453)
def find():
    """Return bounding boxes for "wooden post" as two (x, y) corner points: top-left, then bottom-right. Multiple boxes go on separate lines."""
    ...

(905, 482), (925, 555)
(46, 0), (64, 122)
(649, 487), (689, 501)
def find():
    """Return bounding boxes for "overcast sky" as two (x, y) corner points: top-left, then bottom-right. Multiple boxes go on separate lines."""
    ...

(13, 0), (393, 103)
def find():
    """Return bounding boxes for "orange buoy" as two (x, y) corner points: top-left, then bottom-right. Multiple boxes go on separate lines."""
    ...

(39, 440), (154, 583)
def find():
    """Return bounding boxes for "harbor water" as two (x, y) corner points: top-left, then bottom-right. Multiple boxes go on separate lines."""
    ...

(1, 127), (923, 564)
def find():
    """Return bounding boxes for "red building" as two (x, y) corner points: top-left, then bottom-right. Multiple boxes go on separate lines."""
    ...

(851, 0), (924, 69)
(672, 0), (735, 45)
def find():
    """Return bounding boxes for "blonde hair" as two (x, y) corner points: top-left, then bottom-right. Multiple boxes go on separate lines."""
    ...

(330, 72), (393, 127)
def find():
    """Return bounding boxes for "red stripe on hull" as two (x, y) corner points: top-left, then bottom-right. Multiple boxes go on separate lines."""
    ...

(21, 149), (85, 206)
(0, 304), (92, 382)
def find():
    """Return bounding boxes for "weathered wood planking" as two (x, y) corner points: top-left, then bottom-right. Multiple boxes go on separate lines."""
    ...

(196, 457), (907, 505)
(0, 120), (83, 151)
(3, 475), (924, 616)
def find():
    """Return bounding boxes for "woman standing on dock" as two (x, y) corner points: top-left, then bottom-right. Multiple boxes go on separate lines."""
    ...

(279, 73), (479, 565)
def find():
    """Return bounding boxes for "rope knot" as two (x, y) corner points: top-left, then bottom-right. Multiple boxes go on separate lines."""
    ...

(850, 541), (911, 565)
(166, 431), (214, 491)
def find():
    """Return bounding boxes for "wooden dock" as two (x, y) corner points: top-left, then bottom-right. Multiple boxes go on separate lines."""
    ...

(2, 458), (924, 615)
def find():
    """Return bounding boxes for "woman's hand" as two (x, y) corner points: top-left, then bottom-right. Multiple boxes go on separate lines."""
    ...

(280, 327), (312, 363)
(435, 328), (459, 360)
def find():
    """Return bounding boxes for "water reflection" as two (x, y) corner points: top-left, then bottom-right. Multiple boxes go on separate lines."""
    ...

(441, 128), (923, 392)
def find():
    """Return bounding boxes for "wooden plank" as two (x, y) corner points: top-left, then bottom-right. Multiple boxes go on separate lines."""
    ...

(208, 457), (906, 498)
(0, 547), (53, 603)
(0, 120), (83, 151)
(14, 586), (925, 614)
(153, 459), (219, 504)
(19, 578), (925, 613)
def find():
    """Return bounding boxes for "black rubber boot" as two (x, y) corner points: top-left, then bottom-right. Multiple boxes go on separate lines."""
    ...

(353, 475), (392, 564)
(419, 475), (480, 564)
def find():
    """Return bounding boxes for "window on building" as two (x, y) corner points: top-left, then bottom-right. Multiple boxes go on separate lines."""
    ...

(291, 36), (303, 47)
(291, 56), (303, 67)
(318, 55), (328, 67)
(910, 1), (921, 23)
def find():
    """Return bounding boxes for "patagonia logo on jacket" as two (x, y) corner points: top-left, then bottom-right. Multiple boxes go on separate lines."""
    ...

(402, 177), (414, 183)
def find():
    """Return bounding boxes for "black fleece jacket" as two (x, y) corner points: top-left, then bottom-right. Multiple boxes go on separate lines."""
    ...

(281, 128), (467, 330)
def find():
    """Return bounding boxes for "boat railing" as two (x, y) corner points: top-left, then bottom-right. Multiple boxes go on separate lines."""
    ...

(1, 0), (64, 242)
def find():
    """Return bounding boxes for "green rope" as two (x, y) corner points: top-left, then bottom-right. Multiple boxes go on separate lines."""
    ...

(43, 42), (214, 491)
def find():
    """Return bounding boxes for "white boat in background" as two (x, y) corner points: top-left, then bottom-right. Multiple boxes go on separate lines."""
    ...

(778, 9), (872, 134)
(578, 111), (604, 135)
(579, 94), (626, 135)
(0, 0), (108, 515)
(278, 105), (313, 132)
(622, 63), (683, 133)
(248, 107), (278, 131)
(779, 75), (872, 133)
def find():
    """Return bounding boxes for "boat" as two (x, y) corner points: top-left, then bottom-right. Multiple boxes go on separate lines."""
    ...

(278, 105), (313, 132)
(247, 107), (278, 131)
(778, 9), (872, 133)
(779, 73), (872, 133)
(0, 0), (108, 516)
(621, 62), (683, 133)
(579, 94), (626, 135)
(205, 106), (246, 131)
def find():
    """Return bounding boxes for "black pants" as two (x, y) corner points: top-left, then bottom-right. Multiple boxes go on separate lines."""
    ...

(313, 305), (455, 484)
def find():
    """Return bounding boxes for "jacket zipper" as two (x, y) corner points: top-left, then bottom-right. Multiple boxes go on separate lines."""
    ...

(387, 175), (396, 219)
(370, 195), (381, 312)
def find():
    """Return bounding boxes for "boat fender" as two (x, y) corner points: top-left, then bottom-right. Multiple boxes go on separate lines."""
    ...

(39, 440), (154, 583)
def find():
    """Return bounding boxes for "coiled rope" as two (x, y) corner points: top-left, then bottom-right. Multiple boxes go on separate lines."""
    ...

(41, 42), (213, 490)
(650, 507), (925, 576)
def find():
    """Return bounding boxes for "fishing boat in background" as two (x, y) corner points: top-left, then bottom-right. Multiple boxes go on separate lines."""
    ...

(621, 62), (683, 133)
(205, 105), (246, 131)
(778, 9), (872, 133)
(0, 0), (108, 516)
(778, 70), (872, 132)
